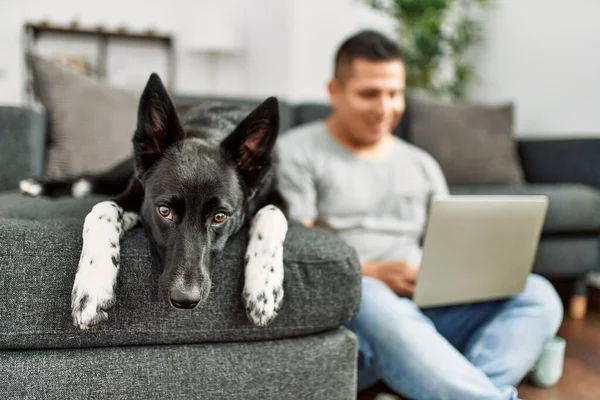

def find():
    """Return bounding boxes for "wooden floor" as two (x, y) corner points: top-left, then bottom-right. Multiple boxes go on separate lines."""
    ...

(358, 312), (600, 400)
(517, 311), (600, 400)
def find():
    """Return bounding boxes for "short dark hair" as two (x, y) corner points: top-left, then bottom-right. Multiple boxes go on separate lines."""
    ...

(334, 30), (403, 81)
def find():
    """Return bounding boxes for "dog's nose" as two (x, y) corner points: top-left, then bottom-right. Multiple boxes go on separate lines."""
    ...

(170, 287), (201, 309)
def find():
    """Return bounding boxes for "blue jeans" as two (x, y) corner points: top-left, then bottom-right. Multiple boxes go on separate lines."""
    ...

(346, 274), (564, 400)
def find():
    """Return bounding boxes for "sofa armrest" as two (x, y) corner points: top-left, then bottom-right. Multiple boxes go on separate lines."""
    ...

(0, 106), (46, 192)
(517, 137), (600, 188)
(0, 217), (361, 350)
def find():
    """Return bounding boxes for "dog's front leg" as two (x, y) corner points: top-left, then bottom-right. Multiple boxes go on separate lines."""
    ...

(243, 205), (288, 326)
(71, 201), (139, 329)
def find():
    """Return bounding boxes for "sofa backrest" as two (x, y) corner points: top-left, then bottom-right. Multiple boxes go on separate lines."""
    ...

(171, 94), (295, 134)
(3, 94), (599, 192)
(170, 94), (600, 187)
(171, 93), (410, 140)
(0, 106), (46, 192)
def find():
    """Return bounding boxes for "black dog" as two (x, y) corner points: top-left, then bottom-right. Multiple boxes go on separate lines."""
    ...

(23, 74), (289, 329)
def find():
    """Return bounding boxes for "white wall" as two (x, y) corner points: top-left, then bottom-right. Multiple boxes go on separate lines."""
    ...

(233, 0), (294, 99)
(285, 0), (600, 137)
(288, 0), (395, 103)
(0, 0), (292, 103)
(1, 0), (599, 137)
(469, 0), (600, 137)
(0, 0), (184, 102)
(0, 0), (388, 104)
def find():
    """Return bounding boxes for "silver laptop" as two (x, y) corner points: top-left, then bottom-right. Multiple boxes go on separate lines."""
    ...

(412, 195), (549, 308)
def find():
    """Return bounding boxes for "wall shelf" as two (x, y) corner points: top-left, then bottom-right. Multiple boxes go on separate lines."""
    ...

(22, 22), (176, 103)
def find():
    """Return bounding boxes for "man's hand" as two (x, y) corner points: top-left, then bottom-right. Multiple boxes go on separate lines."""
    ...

(361, 260), (420, 297)
(300, 219), (315, 228)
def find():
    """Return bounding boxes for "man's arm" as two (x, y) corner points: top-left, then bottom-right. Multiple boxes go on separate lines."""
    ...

(361, 261), (382, 278)
(419, 150), (450, 198)
(276, 136), (319, 225)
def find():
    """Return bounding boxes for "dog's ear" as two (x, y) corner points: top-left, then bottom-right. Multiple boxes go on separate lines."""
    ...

(221, 97), (280, 191)
(133, 73), (184, 176)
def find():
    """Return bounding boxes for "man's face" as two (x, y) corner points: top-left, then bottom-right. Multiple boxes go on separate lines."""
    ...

(329, 58), (406, 146)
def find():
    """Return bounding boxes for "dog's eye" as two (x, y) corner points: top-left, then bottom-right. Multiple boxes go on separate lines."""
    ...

(212, 212), (228, 225)
(157, 205), (173, 221)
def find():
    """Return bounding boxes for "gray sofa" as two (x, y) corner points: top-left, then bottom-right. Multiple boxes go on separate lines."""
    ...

(0, 105), (361, 399)
(1, 93), (599, 399)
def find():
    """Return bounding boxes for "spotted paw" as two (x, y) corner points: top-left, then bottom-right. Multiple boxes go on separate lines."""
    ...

(243, 279), (283, 327)
(71, 253), (117, 329)
(70, 201), (129, 329)
(242, 205), (287, 326)
(242, 241), (284, 326)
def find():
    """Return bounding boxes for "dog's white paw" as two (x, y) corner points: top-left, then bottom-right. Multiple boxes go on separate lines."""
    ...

(243, 205), (287, 327)
(70, 201), (135, 329)
(19, 179), (42, 197)
(71, 256), (116, 329)
(243, 255), (284, 327)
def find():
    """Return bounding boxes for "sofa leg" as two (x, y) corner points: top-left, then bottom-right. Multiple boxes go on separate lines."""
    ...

(569, 278), (588, 320)
(569, 295), (588, 319)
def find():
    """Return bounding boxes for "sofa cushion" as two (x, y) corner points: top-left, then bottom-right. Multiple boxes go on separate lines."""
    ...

(28, 53), (138, 180)
(291, 103), (332, 128)
(0, 191), (105, 220)
(0, 328), (357, 400)
(532, 237), (599, 277)
(450, 184), (600, 235)
(0, 200), (361, 349)
(409, 96), (525, 186)
(518, 138), (600, 188)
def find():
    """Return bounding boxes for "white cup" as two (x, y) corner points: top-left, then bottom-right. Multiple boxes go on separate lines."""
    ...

(529, 336), (566, 388)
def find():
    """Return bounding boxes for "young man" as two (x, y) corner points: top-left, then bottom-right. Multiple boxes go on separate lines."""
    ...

(276, 30), (563, 400)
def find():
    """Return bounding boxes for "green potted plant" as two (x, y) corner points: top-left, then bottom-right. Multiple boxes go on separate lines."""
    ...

(365, 0), (493, 99)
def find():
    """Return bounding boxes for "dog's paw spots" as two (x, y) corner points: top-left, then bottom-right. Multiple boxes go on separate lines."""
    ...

(71, 290), (113, 330)
(71, 253), (117, 330)
(243, 282), (284, 327)
(19, 179), (43, 197)
(243, 251), (284, 326)
(273, 287), (282, 305)
(71, 201), (139, 329)
(243, 205), (287, 327)
(85, 202), (139, 239)
(71, 178), (92, 198)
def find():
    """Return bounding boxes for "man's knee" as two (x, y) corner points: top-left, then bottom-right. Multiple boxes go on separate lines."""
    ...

(518, 274), (564, 334)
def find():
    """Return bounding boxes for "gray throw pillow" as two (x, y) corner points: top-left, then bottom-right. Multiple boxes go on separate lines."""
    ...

(28, 53), (138, 180)
(409, 96), (525, 185)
